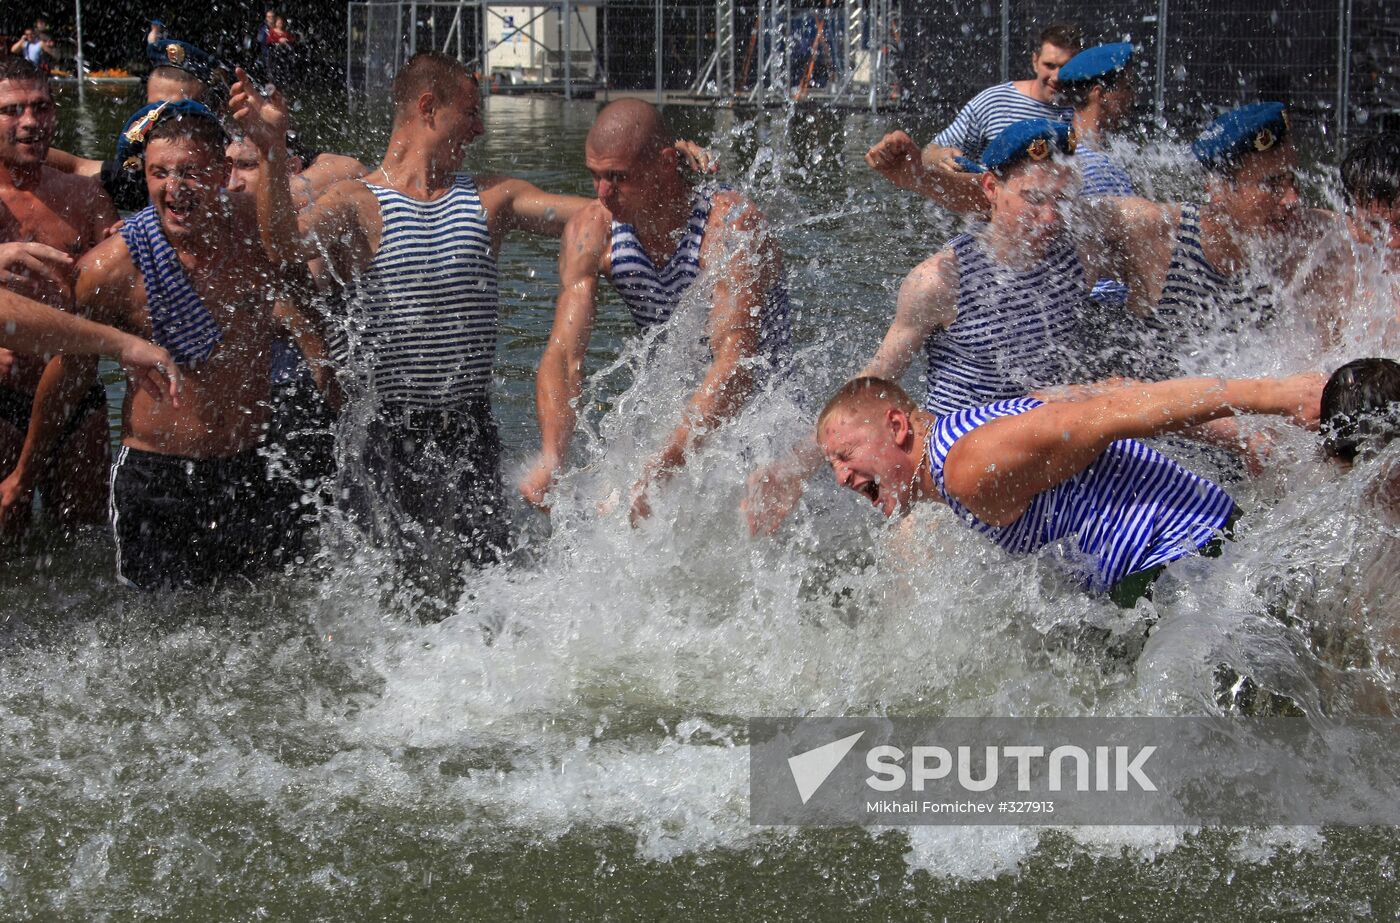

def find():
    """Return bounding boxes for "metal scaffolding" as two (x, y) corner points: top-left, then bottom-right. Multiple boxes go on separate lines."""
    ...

(346, 0), (901, 109)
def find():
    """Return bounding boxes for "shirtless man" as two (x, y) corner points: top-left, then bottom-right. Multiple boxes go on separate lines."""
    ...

(520, 99), (790, 523)
(19, 101), (291, 588)
(0, 56), (121, 533)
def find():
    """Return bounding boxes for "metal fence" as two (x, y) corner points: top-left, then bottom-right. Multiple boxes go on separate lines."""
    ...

(898, 0), (1399, 151)
(347, 0), (1397, 150)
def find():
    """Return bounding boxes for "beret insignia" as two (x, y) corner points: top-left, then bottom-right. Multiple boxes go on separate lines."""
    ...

(165, 42), (186, 65)
(1253, 128), (1276, 152)
(1026, 138), (1051, 161)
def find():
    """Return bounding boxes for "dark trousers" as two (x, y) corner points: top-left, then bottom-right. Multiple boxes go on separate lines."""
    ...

(338, 397), (510, 610)
(110, 446), (282, 590)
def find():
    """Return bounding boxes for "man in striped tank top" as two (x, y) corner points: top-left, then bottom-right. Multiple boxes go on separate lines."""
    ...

(815, 374), (1323, 603)
(875, 104), (1354, 363)
(15, 101), (295, 588)
(745, 121), (1094, 536)
(235, 54), (602, 602)
(921, 23), (1081, 169)
(520, 99), (790, 525)
(1054, 43), (1137, 199)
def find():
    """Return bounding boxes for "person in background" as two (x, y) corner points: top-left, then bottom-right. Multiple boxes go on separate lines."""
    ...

(920, 22), (1081, 169)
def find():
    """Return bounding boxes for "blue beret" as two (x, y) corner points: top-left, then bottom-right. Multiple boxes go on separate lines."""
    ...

(1192, 102), (1291, 168)
(115, 99), (227, 170)
(1057, 43), (1134, 85)
(146, 39), (229, 87)
(980, 119), (1075, 173)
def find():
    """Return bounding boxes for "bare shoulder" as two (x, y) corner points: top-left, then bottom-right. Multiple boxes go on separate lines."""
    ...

(709, 188), (766, 229)
(563, 200), (611, 244)
(474, 172), (533, 203)
(903, 248), (959, 297)
(76, 231), (135, 281)
(74, 233), (139, 322)
(303, 152), (367, 178)
(43, 167), (118, 237)
(310, 176), (378, 228)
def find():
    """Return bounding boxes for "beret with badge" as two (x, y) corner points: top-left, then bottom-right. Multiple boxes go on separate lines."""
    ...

(1191, 101), (1291, 169)
(979, 118), (1077, 173)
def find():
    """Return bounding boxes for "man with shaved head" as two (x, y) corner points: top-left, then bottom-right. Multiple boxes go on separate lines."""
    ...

(521, 99), (791, 524)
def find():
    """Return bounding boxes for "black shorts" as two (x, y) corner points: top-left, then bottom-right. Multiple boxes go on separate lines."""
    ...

(109, 446), (283, 590)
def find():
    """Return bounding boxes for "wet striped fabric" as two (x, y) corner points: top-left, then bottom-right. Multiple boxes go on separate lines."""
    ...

(119, 206), (223, 365)
(348, 174), (499, 407)
(1075, 146), (1134, 306)
(927, 397), (1236, 592)
(1076, 146), (1134, 198)
(932, 83), (1072, 161)
(607, 184), (791, 370)
(1154, 202), (1271, 340)
(923, 234), (1086, 414)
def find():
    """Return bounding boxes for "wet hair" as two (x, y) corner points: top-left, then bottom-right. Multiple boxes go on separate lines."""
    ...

(391, 51), (475, 120)
(0, 55), (48, 86)
(817, 376), (916, 435)
(1340, 133), (1400, 209)
(146, 111), (230, 158)
(1035, 23), (1083, 57)
(1321, 358), (1400, 462)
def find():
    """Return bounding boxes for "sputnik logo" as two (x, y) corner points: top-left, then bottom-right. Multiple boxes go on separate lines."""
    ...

(788, 732), (865, 804)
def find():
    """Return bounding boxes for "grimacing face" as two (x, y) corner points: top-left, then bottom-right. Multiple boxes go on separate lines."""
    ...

(818, 405), (922, 518)
(145, 135), (230, 243)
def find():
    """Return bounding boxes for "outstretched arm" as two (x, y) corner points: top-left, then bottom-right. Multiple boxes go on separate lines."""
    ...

(483, 175), (593, 238)
(630, 195), (774, 525)
(229, 70), (360, 270)
(0, 246), (175, 526)
(0, 287), (177, 396)
(520, 207), (608, 509)
(943, 374), (1326, 527)
(44, 148), (104, 178)
(866, 130), (989, 217)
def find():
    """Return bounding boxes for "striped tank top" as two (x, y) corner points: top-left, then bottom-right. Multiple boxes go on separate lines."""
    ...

(1075, 146), (1134, 307)
(346, 174), (499, 408)
(1076, 147), (1134, 198)
(927, 398), (1236, 592)
(119, 206), (223, 366)
(608, 185), (791, 371)
(923, 233), (1087, 414)
(1151, 203), (1272, 367)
